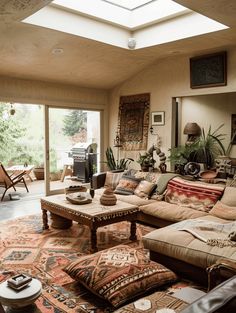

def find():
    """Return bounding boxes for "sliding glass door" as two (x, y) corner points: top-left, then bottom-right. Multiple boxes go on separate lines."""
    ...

(45, 106), (100, 195)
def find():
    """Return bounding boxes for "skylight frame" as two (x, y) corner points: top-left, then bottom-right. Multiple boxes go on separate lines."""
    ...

(102, 0), (154, 11)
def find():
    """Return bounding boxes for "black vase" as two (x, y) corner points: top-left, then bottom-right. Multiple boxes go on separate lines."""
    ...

(90, 189), (95, 198)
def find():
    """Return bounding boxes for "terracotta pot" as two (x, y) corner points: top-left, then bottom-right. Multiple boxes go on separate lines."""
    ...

(33, 167), (44, 180)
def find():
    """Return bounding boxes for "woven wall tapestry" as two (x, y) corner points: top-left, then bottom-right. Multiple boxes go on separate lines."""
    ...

(118, 93), (150, 151)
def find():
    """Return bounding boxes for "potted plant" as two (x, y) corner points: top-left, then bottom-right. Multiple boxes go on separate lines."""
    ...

(169, 124), (226, 172)
(137, 152), (156, 172)
(105, 147), (133, 171)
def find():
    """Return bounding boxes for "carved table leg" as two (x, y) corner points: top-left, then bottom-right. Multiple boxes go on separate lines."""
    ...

(42, 209), (49, 230)
(129, 221), (137, 241)
(90, 227), (98, 253)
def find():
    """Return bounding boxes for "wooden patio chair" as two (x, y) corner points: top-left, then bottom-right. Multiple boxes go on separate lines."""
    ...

(0, 163), (29, 201)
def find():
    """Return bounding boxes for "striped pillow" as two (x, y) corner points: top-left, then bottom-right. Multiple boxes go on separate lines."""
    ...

(104, 171), (124, 190)
(165, 177), (225, 212)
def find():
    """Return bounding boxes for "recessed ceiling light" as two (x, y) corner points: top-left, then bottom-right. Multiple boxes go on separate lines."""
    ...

(51, 48), (64, 55)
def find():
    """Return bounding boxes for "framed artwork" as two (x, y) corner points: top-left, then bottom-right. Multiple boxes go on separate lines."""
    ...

(151, 111), (165, 126)
(232, 114), (236, 144)
(118, 93), (150, 151)
(190, 51), (227, 88)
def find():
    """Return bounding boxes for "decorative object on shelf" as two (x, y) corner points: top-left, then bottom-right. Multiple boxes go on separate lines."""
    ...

(137, 145), (166, 173)
(190, 51), (227, 88)
(118, 93), (150, 151)
(184, 162), (201, 176)
(183, 122), (201, 144)
(64, 185), (87, 194)
(215, 157), (231, 178)
(66, 192), (92, 205)
(151, 111), (165, 126)
(100, 187), (117, 206)
(199, 170), (217, 181)
(7, 274), (32, 291)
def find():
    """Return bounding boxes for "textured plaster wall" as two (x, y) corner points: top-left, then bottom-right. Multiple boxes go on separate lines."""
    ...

(0, 76), (108, 107)
(109, 47), (236, 168)
(181, 93), (236, 157)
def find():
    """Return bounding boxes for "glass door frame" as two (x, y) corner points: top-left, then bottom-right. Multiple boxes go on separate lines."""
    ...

(44, 105), (106, 196)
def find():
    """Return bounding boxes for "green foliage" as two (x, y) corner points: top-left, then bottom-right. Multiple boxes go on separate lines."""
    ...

(194, 124), (226, 168)
(169, 124), (226, 169)
(105, 147), (133, 170)
(62, 110), (87, 137)
(0, 103), (27, 163)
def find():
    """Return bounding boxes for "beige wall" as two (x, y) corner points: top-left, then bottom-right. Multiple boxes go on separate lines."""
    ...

(0, 76), (108, 107)
(181, 93), (236, 157)
(109, 47), (236, 167)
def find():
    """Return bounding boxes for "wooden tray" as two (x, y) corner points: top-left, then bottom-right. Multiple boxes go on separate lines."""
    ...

(66, 192), (92, 205)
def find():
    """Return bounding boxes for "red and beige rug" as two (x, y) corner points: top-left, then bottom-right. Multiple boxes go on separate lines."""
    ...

(0, 215), (202, 312)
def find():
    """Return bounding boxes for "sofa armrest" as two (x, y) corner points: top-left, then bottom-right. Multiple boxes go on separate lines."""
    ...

(181, 275), (236, 313)
(207, 259), (236, 291)
(91, 172), (106, 189)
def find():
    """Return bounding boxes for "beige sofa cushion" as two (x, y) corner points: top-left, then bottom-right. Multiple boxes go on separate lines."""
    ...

(209, 201), (236, 220)
(140, 201), (208, 223)
(220, 187), (236, 206)
(142, 216), (236, 269)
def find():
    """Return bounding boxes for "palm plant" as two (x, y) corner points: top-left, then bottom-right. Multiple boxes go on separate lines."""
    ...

(193, 124), (226, 168)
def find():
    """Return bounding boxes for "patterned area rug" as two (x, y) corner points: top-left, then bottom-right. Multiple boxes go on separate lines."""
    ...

(0, 215), (203, 312)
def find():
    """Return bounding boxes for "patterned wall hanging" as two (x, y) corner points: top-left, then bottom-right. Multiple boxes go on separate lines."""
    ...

(118, 93), (150, 151)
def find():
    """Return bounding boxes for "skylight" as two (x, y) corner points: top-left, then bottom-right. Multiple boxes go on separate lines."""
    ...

(103, 0), (154, 10)
(24, 0), (228, 50)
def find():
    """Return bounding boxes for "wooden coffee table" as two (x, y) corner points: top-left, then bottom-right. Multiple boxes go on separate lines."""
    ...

(41, 194), (139, 252)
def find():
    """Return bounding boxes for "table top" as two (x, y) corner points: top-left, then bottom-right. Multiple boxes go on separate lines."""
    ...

(0, 278), (42, 301)
(41, 194), (139, 222)
(6, 165), (34, 172)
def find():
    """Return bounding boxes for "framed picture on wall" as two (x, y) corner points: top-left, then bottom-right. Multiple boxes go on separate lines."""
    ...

(190, 51), (227, 88)
(151, 111), (165, 126)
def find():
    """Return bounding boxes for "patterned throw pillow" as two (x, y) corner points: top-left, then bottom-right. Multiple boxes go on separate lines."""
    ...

(134, 180), (156, 198)
(114, 175), (141, 195)
(63, 245), (177, 308)
(165, 177), (225, 212)
(209, 201), (236, 220)
(104, 171), (124, 190)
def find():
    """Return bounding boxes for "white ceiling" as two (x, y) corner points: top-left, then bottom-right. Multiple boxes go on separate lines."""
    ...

(0, 0), (236, 90)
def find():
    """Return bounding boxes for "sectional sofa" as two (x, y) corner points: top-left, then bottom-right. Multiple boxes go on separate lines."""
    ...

(92, 170), (236, 284)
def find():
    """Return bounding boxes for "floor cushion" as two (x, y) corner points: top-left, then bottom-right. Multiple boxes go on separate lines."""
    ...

(142, 216), (236, 269)
(63, 245), (177, 308)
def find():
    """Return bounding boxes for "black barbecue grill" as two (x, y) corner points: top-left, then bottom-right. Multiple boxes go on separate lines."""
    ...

(69, 143), (97, 183)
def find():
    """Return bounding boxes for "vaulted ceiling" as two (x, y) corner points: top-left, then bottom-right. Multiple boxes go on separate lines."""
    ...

(0, 0), (236, 90)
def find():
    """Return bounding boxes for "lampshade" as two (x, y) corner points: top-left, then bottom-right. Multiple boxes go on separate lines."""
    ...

(183, 122), (201, 135)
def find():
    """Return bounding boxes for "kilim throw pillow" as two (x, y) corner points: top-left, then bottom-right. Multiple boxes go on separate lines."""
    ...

(165, 177), (225, 212)
(134, 180), (156, 198)
(114, 175), (141, 195)
(63, 245), (177, 308)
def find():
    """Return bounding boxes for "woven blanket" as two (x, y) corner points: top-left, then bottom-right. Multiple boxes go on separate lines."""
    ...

(170, 219), (236, 247)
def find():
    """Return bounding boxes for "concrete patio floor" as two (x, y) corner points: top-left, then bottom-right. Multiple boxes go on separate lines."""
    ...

(0, 176), (84, 221)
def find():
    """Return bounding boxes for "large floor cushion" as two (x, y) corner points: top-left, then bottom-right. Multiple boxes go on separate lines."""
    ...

(142, 216), (236, 269)
(140, 201), (208, 223)
(64, 245), (177, 308)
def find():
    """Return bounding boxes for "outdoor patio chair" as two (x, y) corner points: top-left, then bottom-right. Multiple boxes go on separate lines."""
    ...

(0, 163), (29, 201)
